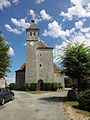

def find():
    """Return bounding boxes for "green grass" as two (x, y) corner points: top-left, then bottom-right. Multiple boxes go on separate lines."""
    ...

(64, 101), (90, 117)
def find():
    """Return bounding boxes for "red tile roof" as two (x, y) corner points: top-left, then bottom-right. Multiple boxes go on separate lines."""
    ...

(37, 41), (53, 49)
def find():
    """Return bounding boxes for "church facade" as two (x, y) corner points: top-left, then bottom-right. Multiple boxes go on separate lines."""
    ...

(15, 20), (64, 90)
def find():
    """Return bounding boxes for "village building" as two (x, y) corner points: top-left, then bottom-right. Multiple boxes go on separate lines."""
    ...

(15, 20), (65, 90)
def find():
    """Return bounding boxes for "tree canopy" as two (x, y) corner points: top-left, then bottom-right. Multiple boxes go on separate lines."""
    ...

(61, 43), (90, 92)
(0, 34), (10, 79)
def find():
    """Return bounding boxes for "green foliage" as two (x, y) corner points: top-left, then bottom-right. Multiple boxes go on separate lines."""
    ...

(29, 83), (37, 91)
(67, 89), (78, 101)
(21, 83), (30, 91)
(9, 83), (16, 90)
(78, 89), (90, 111)
(60, 43), (90, 92)
(44, 82), (51, 91)
(0, 34), (10, 78)
(51, 82), (59, 91)
(58, 83), (63, 89)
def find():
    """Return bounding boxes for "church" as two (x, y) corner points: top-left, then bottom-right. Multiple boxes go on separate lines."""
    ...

(15, 20), (64, 90)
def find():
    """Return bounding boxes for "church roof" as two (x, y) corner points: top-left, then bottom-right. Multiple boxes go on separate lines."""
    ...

(37, 41), (53, 49)
(15, 63), (60, 73)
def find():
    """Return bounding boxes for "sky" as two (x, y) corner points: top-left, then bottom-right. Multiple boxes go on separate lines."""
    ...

(0, 0), (90, 84)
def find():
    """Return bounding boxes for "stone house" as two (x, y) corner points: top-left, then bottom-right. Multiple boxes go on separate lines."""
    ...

(15, 20), (64, 90)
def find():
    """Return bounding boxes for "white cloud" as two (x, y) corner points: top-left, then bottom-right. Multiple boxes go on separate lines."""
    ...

(60, 0), (90, 20)
(5, 18), (30, 34)
(8, 47), (15, 56)
(40, 9), (52, 20)
(35, 0), (45, 4)
(12, 0), (19, 4)
(75, 20), (84, 29)
(29, 9), (52, 24)
(43, 21), (74, 39)
(5, 24), (22, 34)
(0, 0), (11, 10)
(11, 18), (30, 29)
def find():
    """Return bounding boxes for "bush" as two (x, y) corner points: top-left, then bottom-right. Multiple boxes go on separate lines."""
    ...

(67, 89), (78, 101)
(21, 83), (30, 91)
(51, 82), (59, 91)
(58, 83), (63, 89)
(29, 83), (37, 91)
(9, 83), (16, 90)
(44, 83), (51, 91)
(78, 89), (90, 111)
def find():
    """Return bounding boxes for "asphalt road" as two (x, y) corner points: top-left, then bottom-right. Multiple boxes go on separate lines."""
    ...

(0, 91), (70, 120)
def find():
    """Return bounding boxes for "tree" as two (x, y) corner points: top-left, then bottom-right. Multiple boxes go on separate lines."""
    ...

(60, 43), (90, 92)
(0, 33), (10, 79)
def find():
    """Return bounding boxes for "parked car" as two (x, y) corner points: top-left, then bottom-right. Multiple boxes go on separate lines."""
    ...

(0, 88), (14, 105)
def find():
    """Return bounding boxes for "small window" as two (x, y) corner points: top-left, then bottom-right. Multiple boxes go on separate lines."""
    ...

(34, 32), (36, 36)
(40, 54), (41, 56)
(30, 32), (32, 36)
(39, 64), (42, 67)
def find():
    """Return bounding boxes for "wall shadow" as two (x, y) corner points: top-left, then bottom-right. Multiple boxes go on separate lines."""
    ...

(38, 96), (67, 103)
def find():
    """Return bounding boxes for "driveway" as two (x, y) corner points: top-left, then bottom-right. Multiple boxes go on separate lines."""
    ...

(0, 91), (70, 120)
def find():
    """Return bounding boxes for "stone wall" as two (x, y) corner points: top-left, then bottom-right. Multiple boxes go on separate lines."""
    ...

(54, 73), (65, 88)
(36, 49), (54, 83)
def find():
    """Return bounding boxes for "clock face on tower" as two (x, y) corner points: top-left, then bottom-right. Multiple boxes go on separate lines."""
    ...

(30, 42), (34, 46)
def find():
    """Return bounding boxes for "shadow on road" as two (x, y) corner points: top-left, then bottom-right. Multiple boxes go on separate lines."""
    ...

(38, 96), (67, 103)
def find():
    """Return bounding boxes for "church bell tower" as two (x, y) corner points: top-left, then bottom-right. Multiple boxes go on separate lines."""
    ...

(25, 20), (39, 83)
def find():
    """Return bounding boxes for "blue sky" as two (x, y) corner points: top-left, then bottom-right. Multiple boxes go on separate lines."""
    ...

(0, 0), (90, 83)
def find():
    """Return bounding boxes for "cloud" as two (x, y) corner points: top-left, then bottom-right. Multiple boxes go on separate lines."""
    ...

(60, 0), (90, 20)
(5, 18), (30, 34)
(75, 20), (84, 29)
(35, 0), (45, 4)
(40, 9), (52, 20)
(0, 0), (11, 10)
(0, 0), (20, 10)
(29, 9), (52, 24)
(5, 24), (22, 34)
(43, 21), (74, 39)
(11, 18), (30, 29)
(12, 0), (19, 4)
(8, 47), (15, 56)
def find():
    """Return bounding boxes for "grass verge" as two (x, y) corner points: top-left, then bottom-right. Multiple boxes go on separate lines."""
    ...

(64, 101), (90, 117)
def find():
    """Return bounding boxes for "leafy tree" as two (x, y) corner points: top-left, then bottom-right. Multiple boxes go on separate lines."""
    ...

(0, 33), (10, 78)
(61, 43), (90, 92)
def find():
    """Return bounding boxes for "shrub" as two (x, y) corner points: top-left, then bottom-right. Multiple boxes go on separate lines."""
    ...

(67, 89), (78, 101)
(44, 83), (51, 91)
(58, 83), (63, 89)
(21, 83), (30, 91)
(51, 82), (59, 91)
(9, 83), (16, 90)
(78, 89), (90, 111)
(29, 83), (37, 91)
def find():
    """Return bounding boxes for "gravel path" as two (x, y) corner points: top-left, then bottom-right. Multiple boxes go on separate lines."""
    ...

(0, 91), (70, 120)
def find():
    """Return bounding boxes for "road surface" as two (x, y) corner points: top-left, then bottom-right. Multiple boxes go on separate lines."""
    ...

(0, 91), (70, 120)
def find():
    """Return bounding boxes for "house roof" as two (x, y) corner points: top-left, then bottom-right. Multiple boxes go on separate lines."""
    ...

(37, 41), (53, 49)
(15, 63), (60, 73)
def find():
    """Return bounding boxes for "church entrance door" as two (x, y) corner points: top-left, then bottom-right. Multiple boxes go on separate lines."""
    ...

(38, 80), (44, 91)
